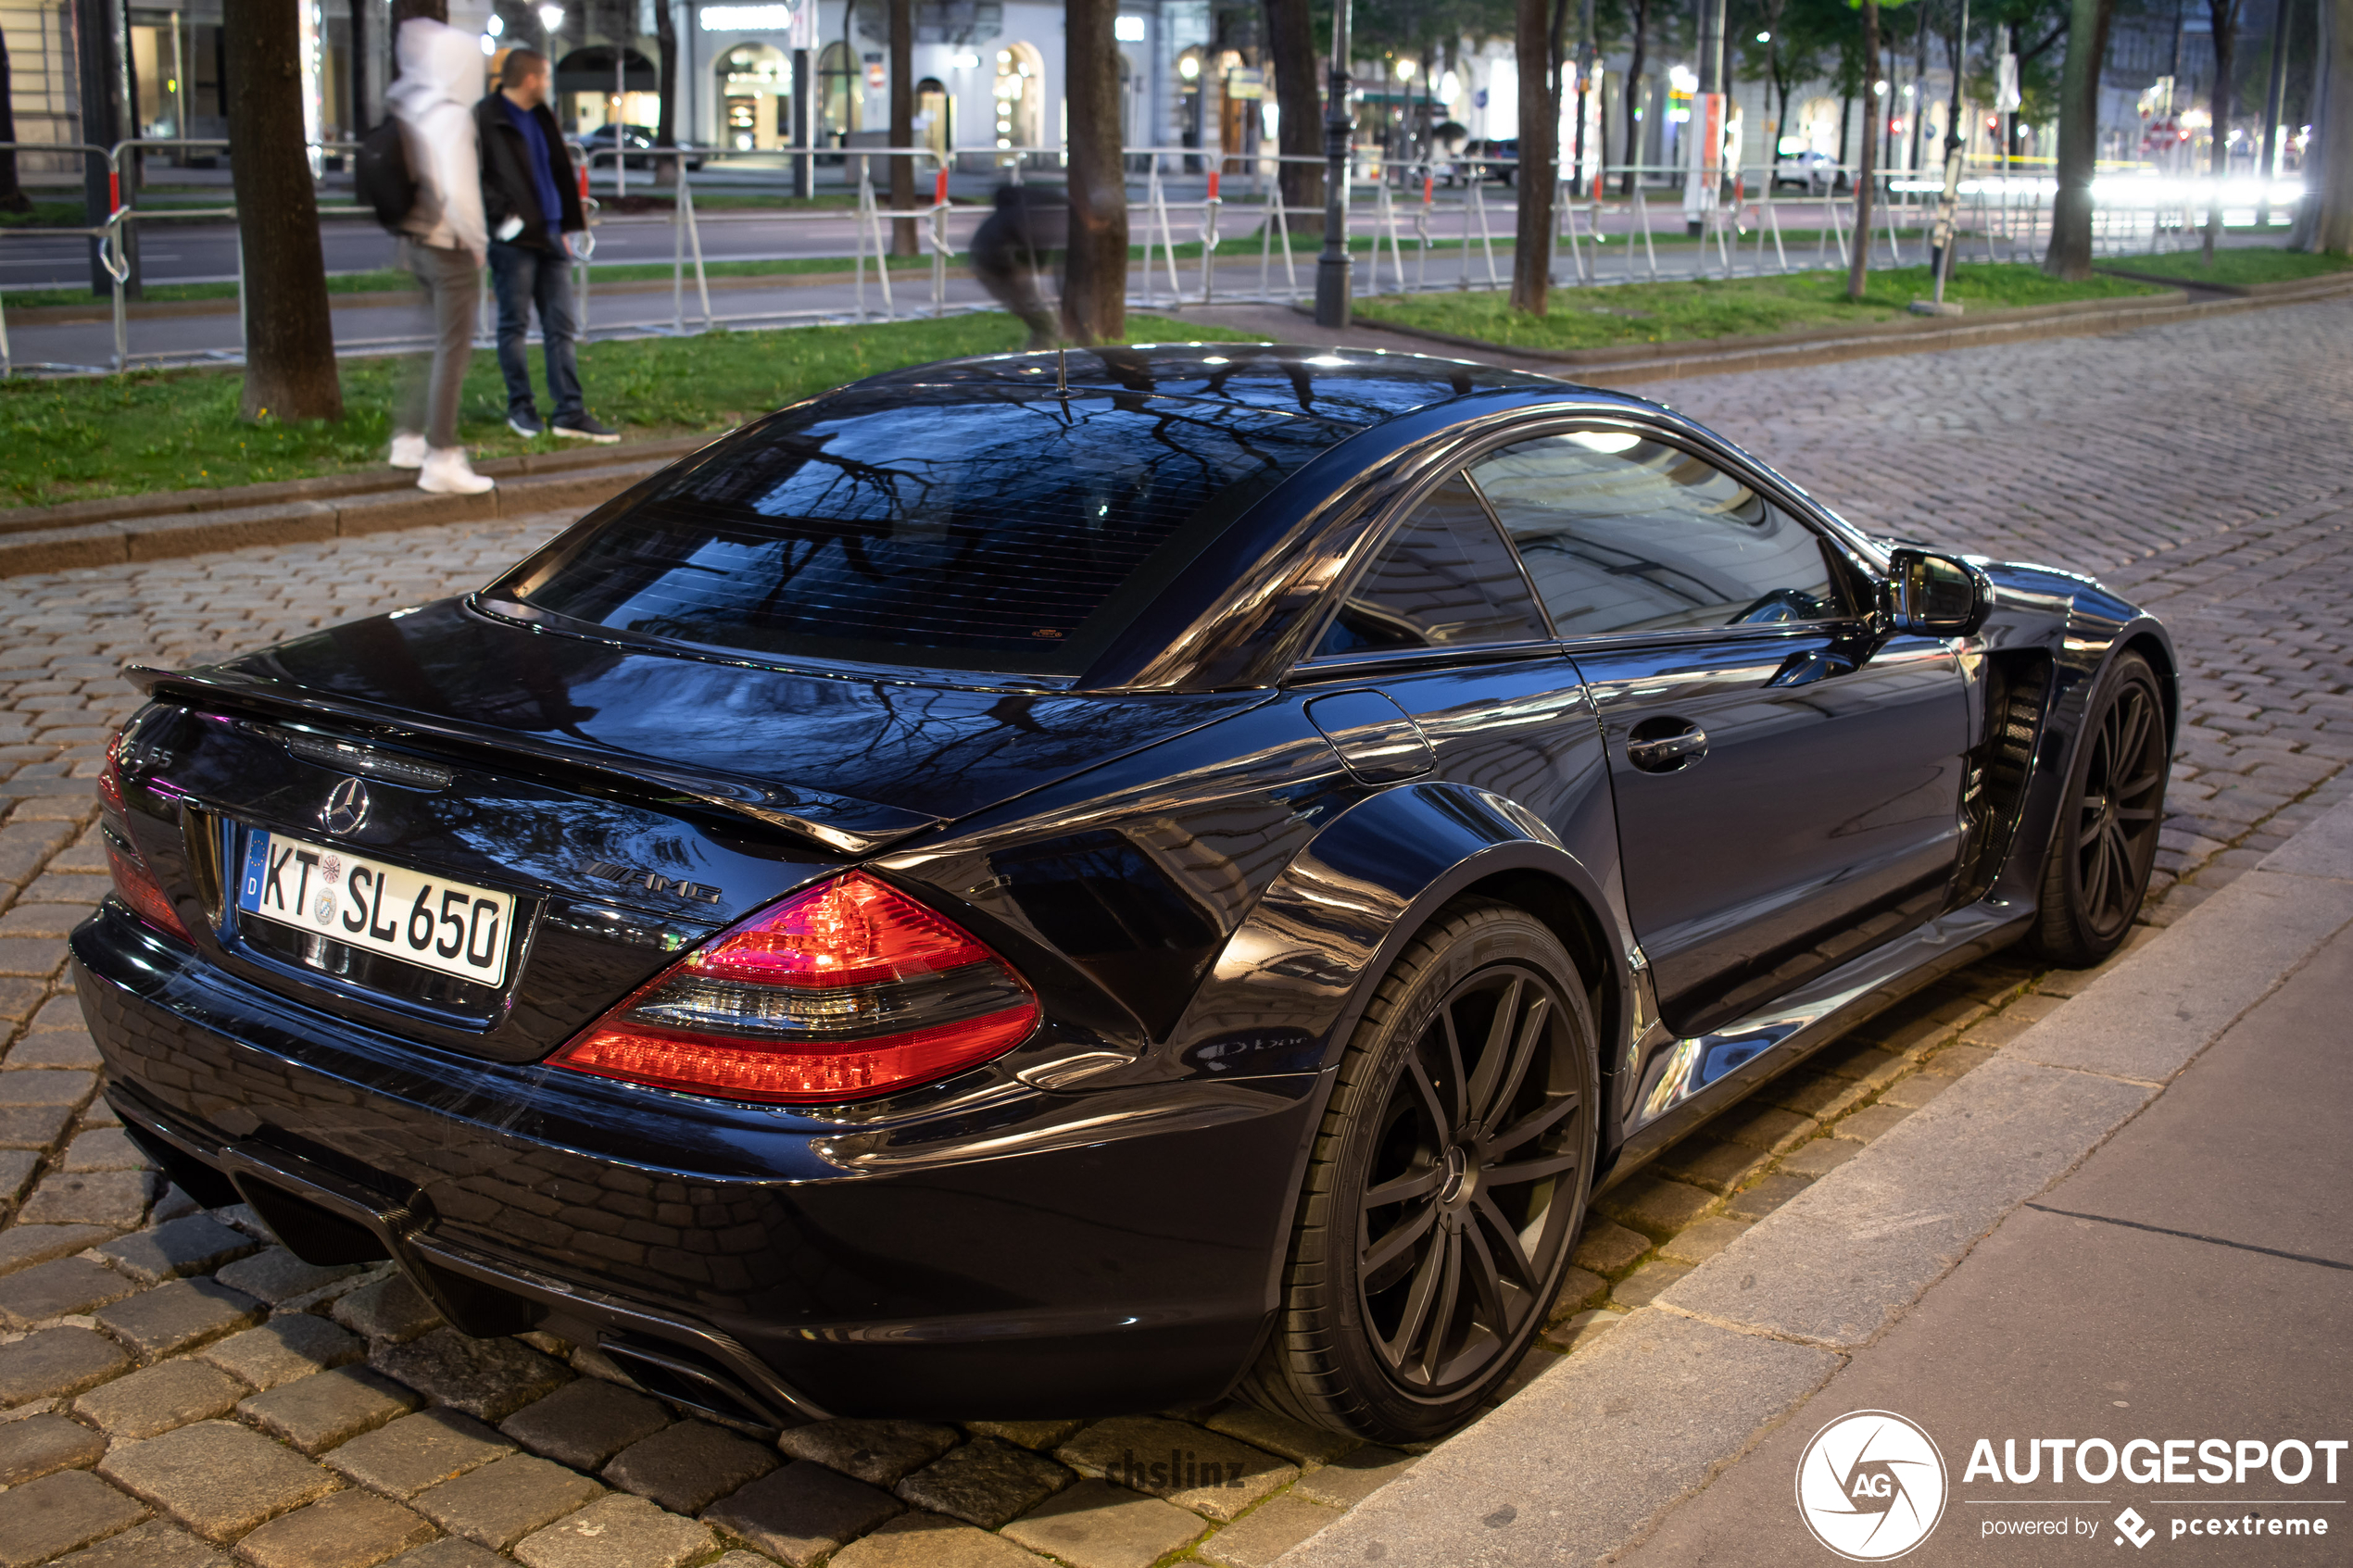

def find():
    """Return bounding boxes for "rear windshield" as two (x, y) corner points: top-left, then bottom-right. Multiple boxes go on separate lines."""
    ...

(497, 389), (1351, 676)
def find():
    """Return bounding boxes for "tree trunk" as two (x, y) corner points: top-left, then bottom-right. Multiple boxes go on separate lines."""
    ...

(1264, 0), (1324, 232)
(2302, 0), (2353, 252)
(225, 0), (342, 422)
(1845, 0), (1880, 299)
(1063, 0), (1127, 344)
(1619, 0), (1648, 194)
(2045, 0), (2118, 276)
(0, 24), (31, 215)
(2204, 0), (2239, 261)
(1511, 0), (1558, 314)
(888, 0), (915, 255)
(655, 0), (680, 183)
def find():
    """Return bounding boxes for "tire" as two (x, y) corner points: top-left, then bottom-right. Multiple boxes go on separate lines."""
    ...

(1239, 898), (1598, 1444)
(2032, 651), (2170, 967)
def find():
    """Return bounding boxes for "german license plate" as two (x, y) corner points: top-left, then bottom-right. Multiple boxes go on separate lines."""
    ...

(236, 830), (515, 987)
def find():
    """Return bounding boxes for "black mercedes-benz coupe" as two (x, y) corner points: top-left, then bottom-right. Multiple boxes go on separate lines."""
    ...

(78, 346), (2173, 1444)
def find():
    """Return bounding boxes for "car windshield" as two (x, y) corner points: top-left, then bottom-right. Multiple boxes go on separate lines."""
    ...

(494, 387), (1353, 676)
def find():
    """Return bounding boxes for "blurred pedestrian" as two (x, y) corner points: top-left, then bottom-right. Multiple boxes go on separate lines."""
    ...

(477, 50), (617, 443)
(384, 18), (494, 495)
(970, 184), (1068, 350)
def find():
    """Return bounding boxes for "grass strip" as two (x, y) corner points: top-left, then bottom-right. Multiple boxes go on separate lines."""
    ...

(1353, 261), (2166, 352)
(2100, 247), (2353, 287)
(0, 310), (1257, 508)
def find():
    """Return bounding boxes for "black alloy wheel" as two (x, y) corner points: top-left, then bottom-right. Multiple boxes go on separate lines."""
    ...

(1241, 898), (1597, 1443)
(2035, 651), (2170, 965)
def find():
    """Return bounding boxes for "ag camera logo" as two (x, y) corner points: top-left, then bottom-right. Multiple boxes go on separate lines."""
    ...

(1796, 1411), (1949, 1561)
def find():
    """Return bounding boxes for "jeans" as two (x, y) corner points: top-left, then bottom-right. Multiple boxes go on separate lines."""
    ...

(487, 238), (583, 421)
(396, 240), (480, 450)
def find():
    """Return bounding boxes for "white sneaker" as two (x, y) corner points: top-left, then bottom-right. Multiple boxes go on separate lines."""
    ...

(417, 447), (496, 495)
(388, 432), (428, 469)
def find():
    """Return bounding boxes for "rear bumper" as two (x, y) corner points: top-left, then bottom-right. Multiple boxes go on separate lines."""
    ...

(75, 905), (1323, 1423)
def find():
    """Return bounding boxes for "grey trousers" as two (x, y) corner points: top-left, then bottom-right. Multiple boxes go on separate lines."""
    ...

(396, 240), (481, 450)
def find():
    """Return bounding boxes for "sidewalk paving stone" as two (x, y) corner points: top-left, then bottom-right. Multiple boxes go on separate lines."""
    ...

(98, 1419), (341, 1542)
(892, 1435), (1070, 1529)
(0, 1411), (106, 1485)
(701, 1460), (903, 1567)
(598, 1418), (775, 1513)
(1055, 1415), (1296, 1522)
(1202, 1406), (1358, 1468)
(70, 1357), (247, 1438)
(1197, 1495), (1342, 1568)
(1655, 1214), (1754, 1266)
(0, 1325), (131, 1402)
(833, 1510), (1052, 1567)
(961, 1420), (1083, 1451)
(94, 1215), (257, 1284)
(0, 1105), (74, 1151)
(44, 1518), (225, 1567)
(1289, 1446), (1416, 1510)
(214, 1248), (361, 1306)
(239, 1366), (422, 1455)
(1000, 1478), (1206, 1568)
(0, 1256), (136, 1327)
(410, 1453), (603, 1551)
(329, 1275), (442, 1345)
(496, 1375), (669, 1472)
(19, 1169), (155, 1228)
(197, 1314), (362, 1390)
(774, 1418), (960, 1487)
(93, 1276), (264, 1361)
(232, 1487), (435, 1568)
(323, 1410), (515, 1500)
(1567, 1217), (1648, 1275)
(512, 1494), (713, 1568)
(0, 1469), (148, 1566)
(367, 1329), (568, 1423)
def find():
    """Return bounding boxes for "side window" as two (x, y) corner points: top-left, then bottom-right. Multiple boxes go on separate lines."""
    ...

(1315, 473), (1551, 659)
(1470, 431), (1855, 639)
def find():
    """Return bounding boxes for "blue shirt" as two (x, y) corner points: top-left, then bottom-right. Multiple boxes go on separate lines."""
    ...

(500, 96), (563, 244)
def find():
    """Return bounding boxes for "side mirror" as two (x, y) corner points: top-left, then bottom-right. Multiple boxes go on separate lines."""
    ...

(1884, 548), (1991, 637)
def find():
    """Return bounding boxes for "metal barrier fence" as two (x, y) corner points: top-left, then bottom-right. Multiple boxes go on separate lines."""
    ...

(0, 136), (2310, 377)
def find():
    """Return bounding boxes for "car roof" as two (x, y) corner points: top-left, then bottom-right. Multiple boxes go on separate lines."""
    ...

(850, 342), (1591, 431)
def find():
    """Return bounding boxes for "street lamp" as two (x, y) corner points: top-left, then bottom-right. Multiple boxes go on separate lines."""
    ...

(1314, 0), (1353, 327)
(537, 6), (565, 37)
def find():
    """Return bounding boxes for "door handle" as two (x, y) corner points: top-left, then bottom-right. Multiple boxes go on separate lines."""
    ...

(1627, 720), (1708, 773)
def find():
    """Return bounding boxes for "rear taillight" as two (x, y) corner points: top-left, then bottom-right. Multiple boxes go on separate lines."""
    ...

(100, 731), (190, 943)
(550, 872), (1038, 1104)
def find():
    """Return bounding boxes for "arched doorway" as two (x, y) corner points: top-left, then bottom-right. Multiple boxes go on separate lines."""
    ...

(992, 44), (1042, 152)
(717, 43), (788, 151)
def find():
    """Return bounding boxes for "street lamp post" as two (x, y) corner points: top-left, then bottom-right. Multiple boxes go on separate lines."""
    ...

(1314, 0), (1353, 328)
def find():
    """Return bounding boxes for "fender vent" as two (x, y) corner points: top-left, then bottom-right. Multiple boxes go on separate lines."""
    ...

(1954, 654), (2052, 905)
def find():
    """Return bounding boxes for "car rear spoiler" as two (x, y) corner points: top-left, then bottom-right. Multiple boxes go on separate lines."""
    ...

(123, 664), (942, 858)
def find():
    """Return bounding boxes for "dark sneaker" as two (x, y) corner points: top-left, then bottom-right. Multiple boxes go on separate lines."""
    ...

(507, 408), (545, 438)
(550, 412), (620, 444)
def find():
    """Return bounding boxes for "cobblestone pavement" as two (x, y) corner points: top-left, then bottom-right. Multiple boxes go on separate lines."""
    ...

(0, 298), (2341, 1568)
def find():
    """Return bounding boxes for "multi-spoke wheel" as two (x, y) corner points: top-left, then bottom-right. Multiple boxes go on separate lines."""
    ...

(2034, 651), (2170, 966)
(1239, 898), (1596, 1443)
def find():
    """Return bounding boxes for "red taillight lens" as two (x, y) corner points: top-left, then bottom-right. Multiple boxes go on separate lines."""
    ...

(107, 836), (190, 942)
(551, 872), (1038, 1105)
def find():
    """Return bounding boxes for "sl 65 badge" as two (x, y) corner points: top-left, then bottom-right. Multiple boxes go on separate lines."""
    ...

(581, 860), (722, 904)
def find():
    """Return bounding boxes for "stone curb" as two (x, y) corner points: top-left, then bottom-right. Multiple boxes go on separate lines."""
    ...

(0, 435), (710, 541)
(0, 457), (682, 580)
(1275, 795), (2353, 1568)
(1351, 271), (2353, 384)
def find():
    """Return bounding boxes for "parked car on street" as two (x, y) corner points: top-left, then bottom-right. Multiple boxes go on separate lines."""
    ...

(82, 346), (2172, 1445)
(1772, 149), (1838, 193)
(581, 122), (709, 172)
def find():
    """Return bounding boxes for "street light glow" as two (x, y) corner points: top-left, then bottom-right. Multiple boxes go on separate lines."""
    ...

(537, 5), (565, 33)
(1756, 31), (1771, 42)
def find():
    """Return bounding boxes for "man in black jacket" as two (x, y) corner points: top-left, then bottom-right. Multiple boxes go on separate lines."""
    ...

(474, 50), (616, 441)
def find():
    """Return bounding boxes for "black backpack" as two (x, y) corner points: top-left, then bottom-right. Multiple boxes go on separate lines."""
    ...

(355, 119), (417, 230)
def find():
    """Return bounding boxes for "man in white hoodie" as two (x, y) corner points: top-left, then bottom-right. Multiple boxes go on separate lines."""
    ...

(386, 19), (495, 495)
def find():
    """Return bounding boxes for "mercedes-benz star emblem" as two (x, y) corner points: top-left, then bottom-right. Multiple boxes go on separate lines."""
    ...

(320, 776), (371, 837)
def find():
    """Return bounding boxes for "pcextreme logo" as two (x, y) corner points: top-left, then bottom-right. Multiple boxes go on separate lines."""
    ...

(1796, 1411), (1951, 1562)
